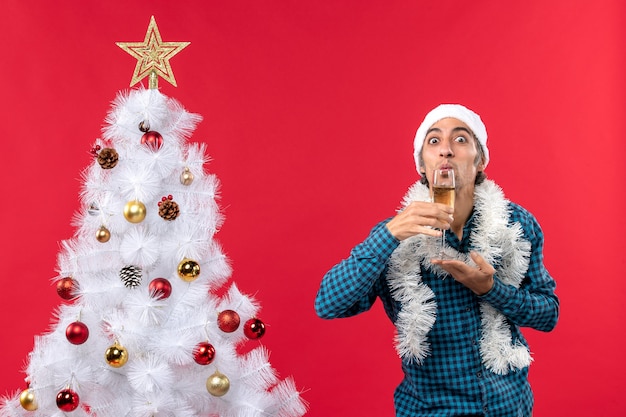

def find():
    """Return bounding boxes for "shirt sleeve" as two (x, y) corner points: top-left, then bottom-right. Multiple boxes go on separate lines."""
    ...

(479, 203), (559, 332)
(315, 219), (399, 319)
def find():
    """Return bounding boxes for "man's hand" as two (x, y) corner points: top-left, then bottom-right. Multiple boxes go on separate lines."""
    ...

(386, 201), (454, 241)
(431, 251), (495, 295)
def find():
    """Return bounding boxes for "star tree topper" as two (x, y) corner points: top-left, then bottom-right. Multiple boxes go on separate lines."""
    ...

(117, 16), (190, 88)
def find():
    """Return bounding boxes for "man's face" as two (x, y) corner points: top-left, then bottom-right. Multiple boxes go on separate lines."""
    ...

(420, 117), (484, 189)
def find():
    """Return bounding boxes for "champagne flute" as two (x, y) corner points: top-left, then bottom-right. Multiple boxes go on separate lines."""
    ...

(431, 168), (455, 258)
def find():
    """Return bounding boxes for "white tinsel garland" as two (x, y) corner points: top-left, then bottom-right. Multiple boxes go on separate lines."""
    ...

(387, 179), (532, 374)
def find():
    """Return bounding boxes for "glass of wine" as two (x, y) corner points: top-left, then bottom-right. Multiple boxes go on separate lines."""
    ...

(431, 168), (455, 258)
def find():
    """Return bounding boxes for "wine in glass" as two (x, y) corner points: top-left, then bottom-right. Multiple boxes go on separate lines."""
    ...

(432, 168), (455, 258)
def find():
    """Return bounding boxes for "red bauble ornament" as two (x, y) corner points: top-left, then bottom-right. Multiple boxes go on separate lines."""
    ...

(217, 310), (240, 333)
(193, 341), (216, 365)
(56, 388), (79, 412)
(243, 318), (266, 339)
(140, 131), (163, 151)
(56, 277), (77, 301)
(66, 321), (89, 345)
(149, 278), (172, 300)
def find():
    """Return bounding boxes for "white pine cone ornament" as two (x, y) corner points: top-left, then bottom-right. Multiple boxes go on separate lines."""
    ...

(119, 265), (142, 288)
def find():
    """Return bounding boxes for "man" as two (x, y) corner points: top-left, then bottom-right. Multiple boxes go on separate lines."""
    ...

(315, 104), (559, 417)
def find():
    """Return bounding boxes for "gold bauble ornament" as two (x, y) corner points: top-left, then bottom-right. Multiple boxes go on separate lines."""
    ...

(19, 389), (38, 411)
(180, 167), (194, 185)
(96, 226), (111, 243)
(123, 200), (147, 223)
(105, 342), (129, 368)
(177, 258), (200, 282)
(206, 371), (230, 397)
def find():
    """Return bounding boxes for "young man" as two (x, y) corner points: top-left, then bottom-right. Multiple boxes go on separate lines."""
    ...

(315, 104), (559, 417)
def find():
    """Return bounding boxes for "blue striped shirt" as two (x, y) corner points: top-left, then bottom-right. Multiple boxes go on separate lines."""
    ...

(315, 202), (559, 417)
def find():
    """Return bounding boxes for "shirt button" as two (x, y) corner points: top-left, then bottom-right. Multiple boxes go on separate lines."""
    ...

(476, 371), (482, 378)
(472, 339), (477, 345)
(465, 307), (471, 312)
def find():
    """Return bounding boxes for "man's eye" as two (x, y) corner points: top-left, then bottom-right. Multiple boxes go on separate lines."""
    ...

(454, 136), (467, 143)
(427, 137), (439, 145)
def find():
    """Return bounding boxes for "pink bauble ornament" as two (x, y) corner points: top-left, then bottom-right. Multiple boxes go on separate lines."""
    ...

(193, 341), (216, 365)
(243, 318), (266, 339)
(56, 388), (79, 412)
(140, 131), (163, 151)
(66, 321), (89, 345)
(217, 310), (240, 333)
(149, 278), (172, 299)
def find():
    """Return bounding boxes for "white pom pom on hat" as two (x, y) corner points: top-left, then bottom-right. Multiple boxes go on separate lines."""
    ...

(413, 104), (489, 175)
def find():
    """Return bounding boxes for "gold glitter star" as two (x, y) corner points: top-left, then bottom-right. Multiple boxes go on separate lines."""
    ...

(117, 16), (190, 88)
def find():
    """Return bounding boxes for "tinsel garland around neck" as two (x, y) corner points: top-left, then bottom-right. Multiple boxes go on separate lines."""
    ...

(386, 179), (532, 375)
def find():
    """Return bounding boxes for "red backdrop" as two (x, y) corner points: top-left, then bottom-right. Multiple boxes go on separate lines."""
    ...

(1, 1), (624, 416)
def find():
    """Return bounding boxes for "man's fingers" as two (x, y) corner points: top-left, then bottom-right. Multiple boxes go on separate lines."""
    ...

(419, 227), (443, 238)
(470, 251), (495, 274)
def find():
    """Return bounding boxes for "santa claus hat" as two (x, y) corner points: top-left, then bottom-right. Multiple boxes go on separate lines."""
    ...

(413, 104), (489, 175)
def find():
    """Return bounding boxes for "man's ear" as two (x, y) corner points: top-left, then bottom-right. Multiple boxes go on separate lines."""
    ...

(477, 157), (486, 172)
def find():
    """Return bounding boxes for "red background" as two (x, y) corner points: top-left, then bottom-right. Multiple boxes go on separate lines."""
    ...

(1, 1), (624, 416)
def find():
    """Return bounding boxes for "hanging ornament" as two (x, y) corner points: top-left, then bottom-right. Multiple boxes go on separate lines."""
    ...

(193, 341), (216, 365)
(105, 342), (129, 368)
(206, 371), (230, 397)
(56, 277), (77, 301)
(177, 259), (200, 282)
(96, 148), (119, 170)
(120, 265), (142, 288)
(123, 200), (147, 223)
(96, 226), (111, 243)
(56, 388), (80, 412)
(19, 388), (38, 411)
(243, 318), (266, 339)
(138, 121), (150, 133)
(148, 278), (172, 299)
(180, 167), (194, 186)
(88, 202), (100, 216)
(158, 195), (180, 221)
(140, 131), (163, 151)
(66, 321), (89, 345)
(217, 310), (240, 333)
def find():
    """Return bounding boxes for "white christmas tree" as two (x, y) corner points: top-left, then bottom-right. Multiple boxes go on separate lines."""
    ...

(0, 16), (306, 417)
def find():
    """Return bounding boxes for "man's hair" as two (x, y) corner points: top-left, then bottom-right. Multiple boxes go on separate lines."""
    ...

(418, 134), (487, 186)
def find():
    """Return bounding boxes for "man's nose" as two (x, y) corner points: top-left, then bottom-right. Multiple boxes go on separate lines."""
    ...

(439, 141), (453, 157)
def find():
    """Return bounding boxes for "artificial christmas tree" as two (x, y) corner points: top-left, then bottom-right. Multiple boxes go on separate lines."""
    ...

(0, 16), (306, 417)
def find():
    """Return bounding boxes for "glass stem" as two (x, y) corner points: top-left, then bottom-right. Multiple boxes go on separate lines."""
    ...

(441, 230), (446, 257)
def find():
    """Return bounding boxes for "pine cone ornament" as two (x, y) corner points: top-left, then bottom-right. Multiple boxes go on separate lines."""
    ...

(158, 195), (179, 221)
(119, 265), (142, 288)
(97, 148), (119, 169)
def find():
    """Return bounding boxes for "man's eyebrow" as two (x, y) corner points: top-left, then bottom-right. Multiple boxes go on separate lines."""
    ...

(451, 127), (473, 135)
(425, 126), (473, 136)
(426, 127), (442, 135)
